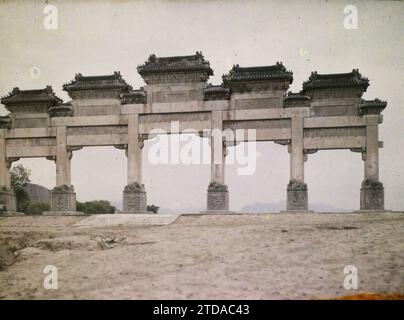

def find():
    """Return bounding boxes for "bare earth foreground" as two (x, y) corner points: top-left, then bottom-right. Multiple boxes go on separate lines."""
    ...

(0, 213), (403, 299)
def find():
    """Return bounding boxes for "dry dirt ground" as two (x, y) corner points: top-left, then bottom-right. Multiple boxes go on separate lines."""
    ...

(0, 212), (403, 299)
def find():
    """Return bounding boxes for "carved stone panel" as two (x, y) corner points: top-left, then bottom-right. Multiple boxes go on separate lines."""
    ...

(286, 180), (308, 211)
(360, 179), (384, 210)
(50, 185), (77, 212)
(207, 182), (229, 211)
(0, 187), (17, 213)
(235, 97), (280, 109)
(122, 182), (147, 212)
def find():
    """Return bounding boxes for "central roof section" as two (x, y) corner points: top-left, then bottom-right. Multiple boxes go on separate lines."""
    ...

(137, 51), (213, 84)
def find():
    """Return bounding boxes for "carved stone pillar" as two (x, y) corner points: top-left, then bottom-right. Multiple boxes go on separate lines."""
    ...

(43, 184), (79, 216)
(360, 115), (384, 210)
(206, 111), (230, 212)
(43, 127), (82, 215)
(122, 114), (148, 213)
(0, 134), (19, 214)
(286, 117), (309, 211)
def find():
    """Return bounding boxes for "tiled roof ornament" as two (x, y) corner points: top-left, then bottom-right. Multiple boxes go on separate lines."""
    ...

(303, 69), (369, 92)
(63, 72), (132, 96)
(137, 52), (213, 84)
(0, 86), (63, 114)
(222, 62), (293, 92)
(359, 98), (387, 115)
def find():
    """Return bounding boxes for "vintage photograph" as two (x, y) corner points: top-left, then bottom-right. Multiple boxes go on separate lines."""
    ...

(0, 0), (403, 304)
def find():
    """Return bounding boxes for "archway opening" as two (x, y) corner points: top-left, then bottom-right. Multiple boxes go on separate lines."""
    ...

(71, 146), (126, 210)
(143, 133), (210, 213)
(10, 157), (55, 213)
(227, 141), (289, 213)
(306, 149), (362, 211)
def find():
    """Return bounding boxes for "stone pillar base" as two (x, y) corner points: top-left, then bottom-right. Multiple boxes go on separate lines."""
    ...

(360, 179), (384, 210)
(207, 182), (229, 211)
(45, 185), (81, 215)
(286, 180), (308, 211)
(0, 187), (21, 215)
(122, 182), (148, 213)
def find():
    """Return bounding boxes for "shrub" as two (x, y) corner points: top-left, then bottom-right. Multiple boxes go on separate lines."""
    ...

(25, 202), (50, 215)
(15, 188), (31, 213)
(76, 200), (115, 214)
(147, 205), (159, 214)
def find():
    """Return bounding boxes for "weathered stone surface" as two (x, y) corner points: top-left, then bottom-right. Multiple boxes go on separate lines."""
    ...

(122, 182), (147, 212)
(0, 186), (17, 213)
(49, 185), (77, 212)
(286, 180), (308, 211)
(207, 182), (229, 211)
(360, 179), (384, 210)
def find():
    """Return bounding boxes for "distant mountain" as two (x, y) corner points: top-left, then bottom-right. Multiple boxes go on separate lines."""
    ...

(241, 200), (351, 213)
(23, 183), (50, 203)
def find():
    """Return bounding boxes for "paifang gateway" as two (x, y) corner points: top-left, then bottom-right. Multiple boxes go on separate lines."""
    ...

(0, 52), (387, 215)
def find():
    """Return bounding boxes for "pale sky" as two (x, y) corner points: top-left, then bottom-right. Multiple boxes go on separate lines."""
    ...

(0, 0), (403, 211)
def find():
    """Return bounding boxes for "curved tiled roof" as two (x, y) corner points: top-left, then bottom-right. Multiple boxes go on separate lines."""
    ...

(137, 52), (213, 76)
(63, 71), (132, 92)
(359, 98), (387, 115)
(1, 86), (62, 105)
(222, 62), (293, 84)
(359, 98), (387, 108)
(203, 84), (230, 100)
(284, 91), (310, 101)
(303, 69), (369, 91)
(121, 88), (147, 104)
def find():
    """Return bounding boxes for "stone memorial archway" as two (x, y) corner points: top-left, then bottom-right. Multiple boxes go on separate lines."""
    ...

(0, 52), (387, 214)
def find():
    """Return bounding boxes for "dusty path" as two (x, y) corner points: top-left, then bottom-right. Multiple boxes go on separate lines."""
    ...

(0, 213), (403, 299)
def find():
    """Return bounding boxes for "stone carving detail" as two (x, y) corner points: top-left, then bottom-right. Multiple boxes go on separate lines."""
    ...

(287, 180), (307, 191)
(6, 138), (56, 147)
(68, 126), (127, 136)
(0, 116), (11, 129)
(123, 182), (147, 212)
(53, 184), (74, 193)
(207, 182), (228, 192)
(286, 180), (308, 211)
(50, 185), (76, 211)
(207, 182), (229, 210)
(124, 182), (145, 193)
(360, 179), (384, 210)
(304, 127), (365, 138)
(48, 103), (73, 117)
(0, 187), (17, 212)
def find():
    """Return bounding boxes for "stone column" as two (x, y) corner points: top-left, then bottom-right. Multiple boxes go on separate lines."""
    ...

(360, 115), (384, 210)
(45, 127), (79, 215)
(122, 114), (147, 213)
(206, 110), (229, 211)
(286, 117), (308, 211)
(0, 135), (18, 214)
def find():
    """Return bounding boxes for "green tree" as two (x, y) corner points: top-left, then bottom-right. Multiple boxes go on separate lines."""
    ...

(76, 200), (115, 214)
(10, 164), (31, 190)
(147, 205), (159, 214)
(10, 164), (31, 213)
